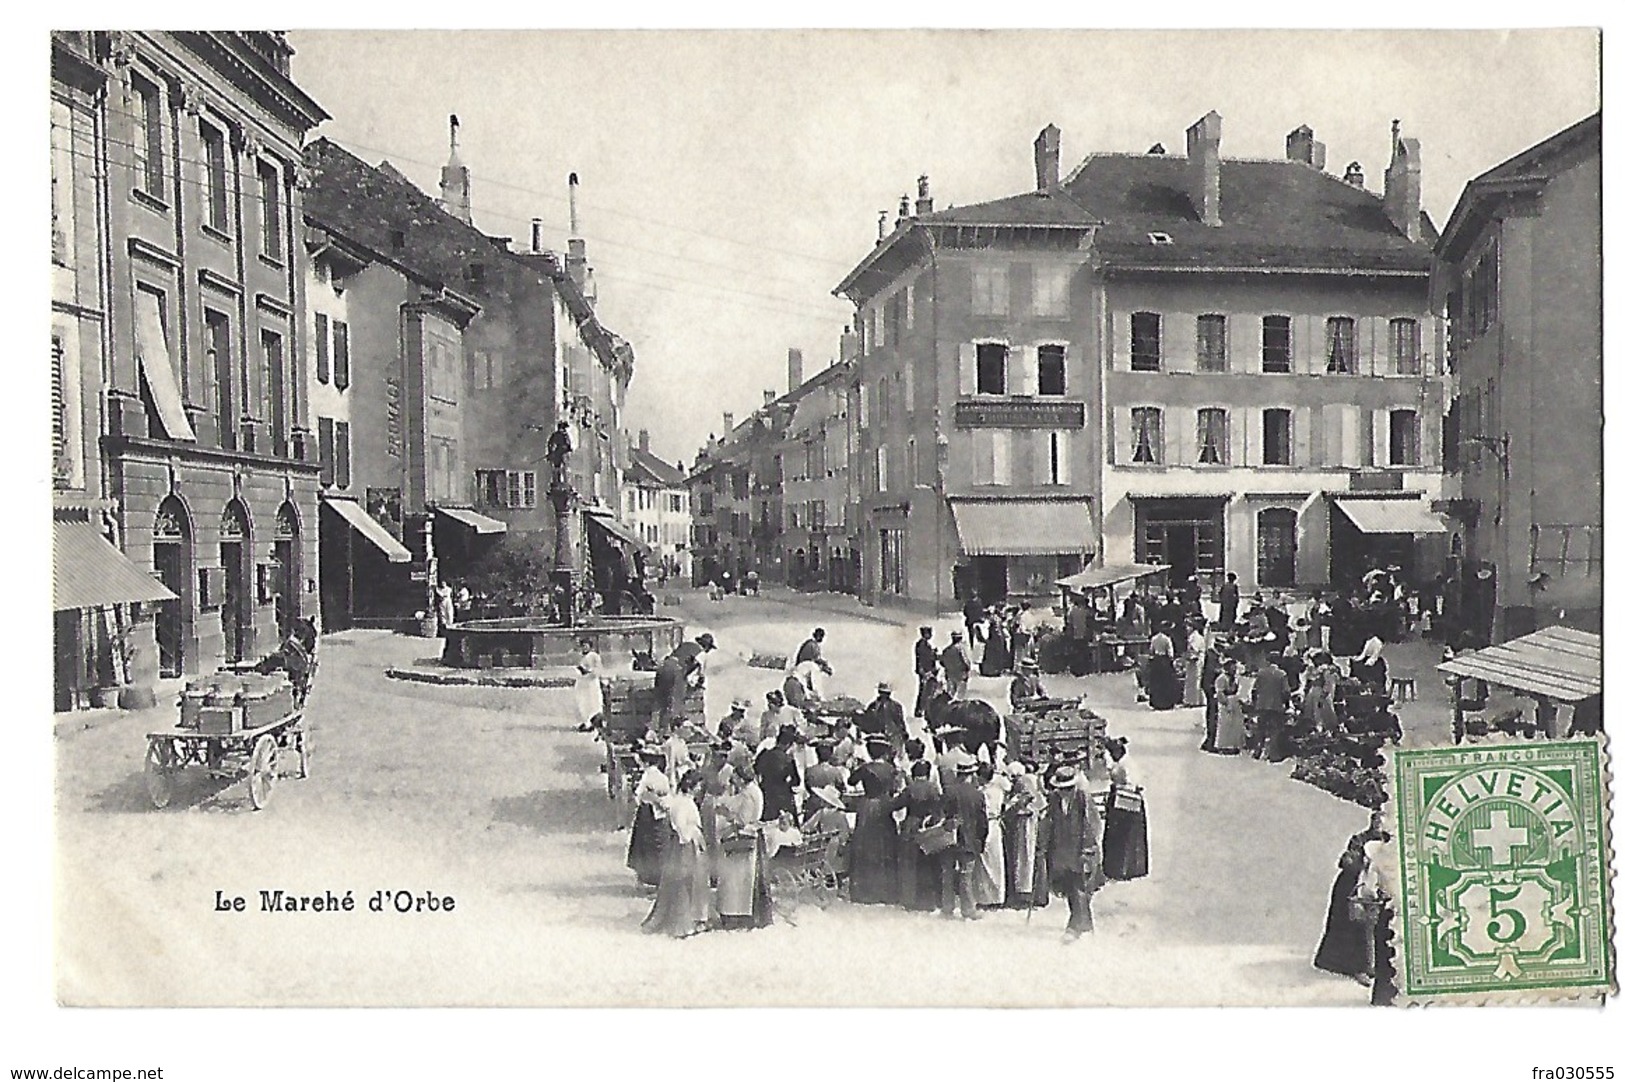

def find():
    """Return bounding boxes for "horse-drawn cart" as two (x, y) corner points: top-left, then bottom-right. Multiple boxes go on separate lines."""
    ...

(1005, 700), (1108, 771)
(144, 671), (309, 810)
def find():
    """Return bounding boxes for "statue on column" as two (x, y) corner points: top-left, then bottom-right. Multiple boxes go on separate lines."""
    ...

(546, 420), (573, 490)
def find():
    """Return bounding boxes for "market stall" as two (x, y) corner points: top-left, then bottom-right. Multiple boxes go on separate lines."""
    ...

(1054, 563), (1171, 674)
(1437, 625), (1601, 743)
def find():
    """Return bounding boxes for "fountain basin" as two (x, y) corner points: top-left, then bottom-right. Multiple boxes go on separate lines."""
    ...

(441, 615), (686, 669)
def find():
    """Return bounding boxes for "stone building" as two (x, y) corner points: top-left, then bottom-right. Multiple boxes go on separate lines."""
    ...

(780, 352), (857, 593)
(53, 32), (329, 683)
(688, 413), (757, 589)
(1433, 113), (1601, 642)
(622, 431), (690, 583)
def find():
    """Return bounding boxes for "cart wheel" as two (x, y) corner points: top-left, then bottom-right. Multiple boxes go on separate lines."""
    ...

(144, 740), (174, 810)
(247, 735), (279, 810)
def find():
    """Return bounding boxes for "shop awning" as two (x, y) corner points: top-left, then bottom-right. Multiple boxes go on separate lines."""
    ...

(584, 508), (651, 555)
(1437, 626), (1601, 703)
(323, 497), (411, 563)
(53, 521), (177, 611)
(1056, 562), (1167, 593)
(436, 506), (508, 535)
(1332, 497), (1448, 535)
(950, 499), (1096, 557)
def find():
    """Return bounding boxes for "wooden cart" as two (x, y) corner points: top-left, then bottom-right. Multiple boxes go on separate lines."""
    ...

(1005, 702), (1108, 771)
(144, 708), (309, 811)
(601, 674), (705, 803)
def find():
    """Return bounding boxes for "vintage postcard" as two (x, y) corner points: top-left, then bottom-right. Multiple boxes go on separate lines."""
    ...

(48, 27), (1608, 1017)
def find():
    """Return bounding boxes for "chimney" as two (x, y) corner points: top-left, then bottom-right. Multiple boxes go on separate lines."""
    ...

(915, 175), (933, 215)
(1034, 123), (1061, 191)
(876, 211), (889, 242)
(763, 389), (775, 406)
(439, 114), (473, 224)
(566, 172), (592, 297)
(898, 192), (911, 221)
(722, 412), (735, 433)
(1382, 119), (1423, 243)
(1286, 124), (1326, 170)
(1343, 162), (1365, 188)
(787, 347), (804, 390)
(1185, 111), (1223, 226)
(638, 429), (650, 454)
(530, 217), (544, 253)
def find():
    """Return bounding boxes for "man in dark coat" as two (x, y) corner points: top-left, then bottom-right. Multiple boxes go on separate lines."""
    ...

(940, 631), (973, 698)
(1039, 764), (1105, 942)
(1199, 644), (1223, 752)
(1251, 653), (1292, 762)
(861, 681), (908, 748)
(940, 760), (990, 919)
(963, 592), (985, 645)
(794, 628), (832, 676)
(653, 632), (715, 732)
(913, 627), (939, 718)
(1217, 572), (1240, 630)
(754, 724), (802, 821)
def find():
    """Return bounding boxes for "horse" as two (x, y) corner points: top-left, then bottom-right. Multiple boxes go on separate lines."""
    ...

(924, 690), (1003, 760)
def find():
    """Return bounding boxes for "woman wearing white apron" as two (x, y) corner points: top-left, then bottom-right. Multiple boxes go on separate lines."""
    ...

(573, 638), (605, 733)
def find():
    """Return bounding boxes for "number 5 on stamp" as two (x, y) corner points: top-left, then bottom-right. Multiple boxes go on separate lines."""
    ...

(1390, 739), (1614, 1000)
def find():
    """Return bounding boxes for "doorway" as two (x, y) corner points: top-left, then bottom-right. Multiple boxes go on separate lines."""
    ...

(1134, 498), (1225, 585)
(220, 501), (252, 664)
(1257, 507), (1299, 587)
(274, 502), (299, 637)
(153, 497), (191, 677)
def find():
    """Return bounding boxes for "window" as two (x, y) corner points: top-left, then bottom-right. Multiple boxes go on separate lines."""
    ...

(877, 376), (889, 425)
(884, 292), (903, 344)
(970, 430), (1011, 485)
(315, 313), (330, 384)
(317, 416), (335, 486)
(205, 308), (235, 449)
(131, 75), (164, 198)
(1130, 407), (1163, 465)
(1389, 409), (1420, 466)
(1196, 408), (1229, 465)
(199, 120), (227, 231)
(873, 303), (885, 349)
(504, 470), (537, 509)
(1326, 316), (1357, 374)
(905, 284), (915, 328)
(51, 334), (69, 485)
(475, 469), (503, 506)
(262, 330), (287, 457)
(1467, 240), (1500, 337)
(426, 336), (455, 402)
(1043, 430), (1071, 485)
(903, 364), (915, 412)
(258, 159), (282, 257)
(1032, 265), (1070, 317)
(334, 421), (351, 488)
(1196, 314), (1228, 372)
(976, 342), (1008, 395)
(333, 321), (350, 390)
(971, 266), (1009, 316)
(875, 447), (889, 491)
(1262, 408), (1292, 465)
(1262, 315), (1292, 373)
(1130, 312), (1162, 371)
(1531, 524), (1601, 579)
(1390, 318), (1421, 375)
(1037, 344), (1066, 395)
(669, 493), (682, 513)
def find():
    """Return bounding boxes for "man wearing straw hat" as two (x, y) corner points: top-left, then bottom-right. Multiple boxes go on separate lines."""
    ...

(1040, 762), (1105, 943)
(940, 759), (990, 920)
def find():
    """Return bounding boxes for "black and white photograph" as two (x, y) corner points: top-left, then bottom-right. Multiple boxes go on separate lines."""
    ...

(22, 14), (1617, 1079)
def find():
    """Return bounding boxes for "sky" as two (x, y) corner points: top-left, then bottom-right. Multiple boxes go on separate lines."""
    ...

(285, 29), (1600, 467)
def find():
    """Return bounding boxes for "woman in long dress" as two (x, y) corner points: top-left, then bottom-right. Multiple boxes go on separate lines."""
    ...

(1302, 651), (1341, 732)
(626, 746), (669, 886)
(1314, 814), (1383, 982)
(1003, 762), (1045, 908)
(1143, 629), (1182, 710)
(846, 740), (900, 904)
(890, 760), (944, 911)
(973, 762), (1011, 907)
(1213, 658), (1246, 754)
(642, 769), (713, 938)
(1101, 737), (1149, 880)
(713, 765), (771, 930)
(1182, 625), (1207, 709)
(980, 615), (1011, 677)
(573, 638), (605, 733)
(1349, 637), (1389, 693)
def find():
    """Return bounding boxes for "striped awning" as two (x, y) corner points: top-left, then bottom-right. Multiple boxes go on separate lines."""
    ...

(1332, 497), (1448, 534)
(323, 497), (411, 563)
(436, 506), (508, 535)
(1056, 562), (1167, 593)
(951, 499), (1095, 557)
(584, 508), (651, 556)
(53, 522), (177, 611)
(1437, 626), (1601, 703)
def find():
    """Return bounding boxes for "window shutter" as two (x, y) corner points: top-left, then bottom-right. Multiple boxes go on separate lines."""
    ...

(1371, 408), (1389, 467)
(1231, 314), (1262, 374)
(1420, 413), (1440, 468)
(1113, 407), (1132, 465)
(1243, 408), (1263, 467)
(1321, 404), (1341, 466)
(1372, 317), (1392, 376)
(315, 314), (330, 383)
(958, 343), (976, 396)
(992, 431), (1013, 485)
(1293, 315), (1314, 374)
(317, 416), (335, 486)
(1012, 345), (1036, 395)
(334, 322), (351, 390)
(1293, 407), (1314, 468)
(1054, 430), (1072, 485)
(1111, 310), (1131, 371)
(1164, 312), (1197, 372)
(1165, 408), (1191, 466)
(335, 421), (351, 488)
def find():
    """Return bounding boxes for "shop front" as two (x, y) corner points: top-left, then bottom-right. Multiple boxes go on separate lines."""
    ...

(1329, 494), (1448, 589)
(1128, 495), (1228, 591)
(948, 497), (1094, 603)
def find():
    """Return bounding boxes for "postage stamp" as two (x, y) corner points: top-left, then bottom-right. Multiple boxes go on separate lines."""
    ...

(1389, 739), (1613, 1001)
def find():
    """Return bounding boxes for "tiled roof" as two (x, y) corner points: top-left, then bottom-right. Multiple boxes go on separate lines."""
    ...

(921, 189), (1102, 228)
(629, 447), (685, 488)
(1065, 153), (1433, 272)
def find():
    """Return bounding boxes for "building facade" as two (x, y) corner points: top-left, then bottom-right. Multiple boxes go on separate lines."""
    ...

(781, 353), (856, 593)
(1433, 113), (1602, 642)
(835, 157), (1102, 609)
(622, 431), (691, 583)
(1091, 116), (1447, 594)
(59, 32), (328, 681)
(688, 414), (756, 588)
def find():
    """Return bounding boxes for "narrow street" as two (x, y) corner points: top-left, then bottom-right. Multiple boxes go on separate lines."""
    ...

(56, 592), (1436, 1007)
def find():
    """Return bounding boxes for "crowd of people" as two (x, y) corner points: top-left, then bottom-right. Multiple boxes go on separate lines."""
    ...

(610, 626), (1148, 942)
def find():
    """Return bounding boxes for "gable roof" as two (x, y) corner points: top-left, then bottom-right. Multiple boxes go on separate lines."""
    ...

(629, 447), (685, 488)
(921, 188), (1102, 229)
(1064, 153), (1434, 273)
